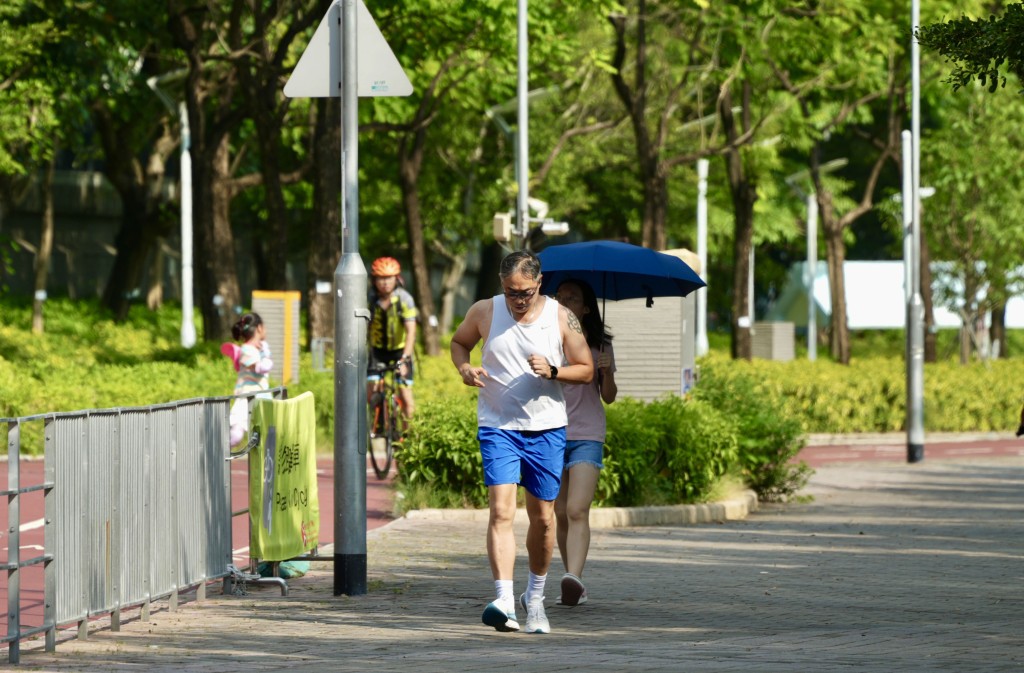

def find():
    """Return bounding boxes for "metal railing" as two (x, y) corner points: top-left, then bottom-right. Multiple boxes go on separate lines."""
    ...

(2, 387), (285, 664)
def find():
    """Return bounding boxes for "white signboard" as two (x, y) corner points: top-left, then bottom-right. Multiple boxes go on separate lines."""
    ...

(284, 0), (413, 98)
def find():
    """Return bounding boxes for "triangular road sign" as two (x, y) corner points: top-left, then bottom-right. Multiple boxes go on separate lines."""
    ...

(284, 0), (413, 98)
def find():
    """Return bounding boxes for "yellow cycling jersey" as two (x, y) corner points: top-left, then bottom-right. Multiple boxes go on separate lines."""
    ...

(369, 287), (418, 350)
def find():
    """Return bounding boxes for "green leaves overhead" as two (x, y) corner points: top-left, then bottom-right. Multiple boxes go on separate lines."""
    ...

(918, 2), (1024, 93)
(0, 0), (60, 174)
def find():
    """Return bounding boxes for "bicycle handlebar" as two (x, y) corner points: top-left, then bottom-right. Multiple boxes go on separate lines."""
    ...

(369, 357), (409, 375)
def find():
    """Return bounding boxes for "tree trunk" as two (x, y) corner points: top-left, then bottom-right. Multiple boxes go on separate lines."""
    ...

(920, 235), (938, 363)
(475, 242), (503, 301)
(608, 2), (668, 251)
(194, 136), (242, 341)
(397, 119), (439, 356)
(720, 92), (756, 360)
(991, 303), (1007, 358)
(101, 192), (166, 320)
(32, 155), (56, 334)
(168, 0), (243, 342)
(97, 108), (175, 321)
(398, 161), (439, 356)
(306, 97), (341, 346)
(437, 249), (468, 336)
(146, 239), (165, 310)
(254, 119), (289, 290)
(642, 169), (669, 250)
(822, 216), (850, 364)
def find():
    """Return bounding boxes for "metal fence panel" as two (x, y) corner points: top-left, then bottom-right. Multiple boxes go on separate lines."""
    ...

(86, 412), (117, 615)
(149, 408), (176, 600)
(118, 411), (150, 609)
(176, 402), (206, 587)
(204, 401), (232, 576)
(4, 387), (286, 662)
(50, 415), (87, 627)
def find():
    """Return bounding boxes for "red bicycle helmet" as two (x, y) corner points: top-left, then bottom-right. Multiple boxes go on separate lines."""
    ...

(371, 256), (401, 277)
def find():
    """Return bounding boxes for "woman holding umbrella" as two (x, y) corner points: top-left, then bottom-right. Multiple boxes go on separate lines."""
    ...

(553, 278), (618, 607)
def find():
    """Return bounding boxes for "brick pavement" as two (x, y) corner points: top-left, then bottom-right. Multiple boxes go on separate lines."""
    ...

(14, 455), (1024, 672)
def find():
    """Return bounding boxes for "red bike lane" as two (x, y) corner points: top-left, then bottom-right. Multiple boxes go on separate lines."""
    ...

(1, 457), (396, 643)
(796, 434), (1024, 468)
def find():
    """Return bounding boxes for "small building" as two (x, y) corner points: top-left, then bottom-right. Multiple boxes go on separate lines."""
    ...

(764, 261), (1024, 330)
(602, 248), (699, 403)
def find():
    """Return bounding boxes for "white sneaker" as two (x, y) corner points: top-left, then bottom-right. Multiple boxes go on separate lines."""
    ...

(482, 600), (519, 632)
(559, 573), (588, 606)
(519, 593), (550, 634)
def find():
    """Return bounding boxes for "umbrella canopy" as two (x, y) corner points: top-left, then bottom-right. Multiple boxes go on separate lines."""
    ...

(537, 240), (705, 307)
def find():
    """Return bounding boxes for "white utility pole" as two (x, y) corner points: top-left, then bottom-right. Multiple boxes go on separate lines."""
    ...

(146, 75), (196, 348)
(907, 0), (925, 463)
(695, 159), (709, 356)
(515, 0), (530, 247)
(805, 194), (817, 362)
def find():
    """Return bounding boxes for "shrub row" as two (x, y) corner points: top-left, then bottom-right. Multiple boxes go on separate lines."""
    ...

(398, 364), (808, 508)
(697, 352), (1024, 434)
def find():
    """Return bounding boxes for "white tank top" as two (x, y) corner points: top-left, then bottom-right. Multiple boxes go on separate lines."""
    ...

(478, 295), (567, 430)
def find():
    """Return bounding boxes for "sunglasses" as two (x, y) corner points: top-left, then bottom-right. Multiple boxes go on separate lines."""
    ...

(503, 286), (538, 301)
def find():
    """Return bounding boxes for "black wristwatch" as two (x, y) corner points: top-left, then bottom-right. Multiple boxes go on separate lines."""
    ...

(549, 365), (559, 380)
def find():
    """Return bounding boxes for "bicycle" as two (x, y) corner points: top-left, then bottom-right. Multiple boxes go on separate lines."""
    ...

(367, 359), (408, 479)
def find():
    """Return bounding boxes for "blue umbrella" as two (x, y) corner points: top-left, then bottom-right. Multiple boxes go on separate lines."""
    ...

(537, 240), (705, 308)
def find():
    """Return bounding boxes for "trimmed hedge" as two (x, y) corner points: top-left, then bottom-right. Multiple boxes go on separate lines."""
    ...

(697, 352), (1024, 434)
(398, 374), (804, 508)
(4, 298), (1022, 506)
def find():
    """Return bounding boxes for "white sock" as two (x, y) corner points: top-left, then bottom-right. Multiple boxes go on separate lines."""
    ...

(495, 579), (514, 609)
(526, 572), (546, 604)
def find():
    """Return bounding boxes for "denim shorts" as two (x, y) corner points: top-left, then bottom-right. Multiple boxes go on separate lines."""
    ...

(478, 427), (566, 501)
(564, 439), (604, 471)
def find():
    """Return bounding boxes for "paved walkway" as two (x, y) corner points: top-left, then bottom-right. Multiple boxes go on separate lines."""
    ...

(15, 455), (1024, 672)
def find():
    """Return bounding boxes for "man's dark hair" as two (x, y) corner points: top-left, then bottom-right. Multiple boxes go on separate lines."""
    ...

(499, 250), (541, 281)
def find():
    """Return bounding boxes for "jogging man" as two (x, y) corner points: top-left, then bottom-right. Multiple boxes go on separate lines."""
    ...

(450, 250), (593, 634)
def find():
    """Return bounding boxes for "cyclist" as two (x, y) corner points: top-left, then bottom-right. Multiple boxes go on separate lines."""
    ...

(367, 256), (417, 420)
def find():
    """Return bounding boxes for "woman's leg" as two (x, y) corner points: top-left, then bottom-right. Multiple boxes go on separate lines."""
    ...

(563, 463), (600, 577)
(554, 473), (570, 571)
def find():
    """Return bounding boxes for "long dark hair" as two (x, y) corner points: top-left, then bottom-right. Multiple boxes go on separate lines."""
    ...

(557, 278), (612, 349)
(231, 312), (263, 342)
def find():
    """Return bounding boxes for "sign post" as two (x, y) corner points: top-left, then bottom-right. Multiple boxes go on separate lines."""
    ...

(284, 0), (412, 596)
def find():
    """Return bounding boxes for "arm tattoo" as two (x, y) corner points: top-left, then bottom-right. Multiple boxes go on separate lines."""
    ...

(566, 310), (583, 335)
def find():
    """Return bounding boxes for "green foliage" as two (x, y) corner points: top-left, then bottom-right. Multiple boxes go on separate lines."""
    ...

(601, 396), (742, 506)
(396, 394), (488, 509)
(602, 399), (668, 505)
(5, 298), (1022, 509)
(694, 357), (810, 501)
(662, 398), (739, 502)
(918, 3), (1024, 93)
(697, 351), (1024, 435)
(0, 0), (60, 174)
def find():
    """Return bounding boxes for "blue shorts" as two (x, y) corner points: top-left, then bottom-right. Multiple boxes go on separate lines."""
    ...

(478, 427), (566, 501)
(564, 439), (604, 471)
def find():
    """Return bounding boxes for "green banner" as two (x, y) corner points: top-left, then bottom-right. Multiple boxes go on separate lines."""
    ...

(248, 392), (320, 561)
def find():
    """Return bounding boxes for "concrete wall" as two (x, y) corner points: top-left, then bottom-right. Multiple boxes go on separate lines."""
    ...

(602, 293), (697, 402)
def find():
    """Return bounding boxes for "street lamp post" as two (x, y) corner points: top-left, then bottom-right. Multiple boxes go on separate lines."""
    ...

(515, 0), (529, 246)
(907, 0), (925, 464)
(146, 74), (196, 349)
(805, 194), (818, 362)
(487, 87), (569, 247)
(695, 159), (709, 356)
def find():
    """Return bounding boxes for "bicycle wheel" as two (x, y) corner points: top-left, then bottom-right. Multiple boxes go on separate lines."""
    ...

(390, 395), (407, 442)
(368, 394), (393, 479)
